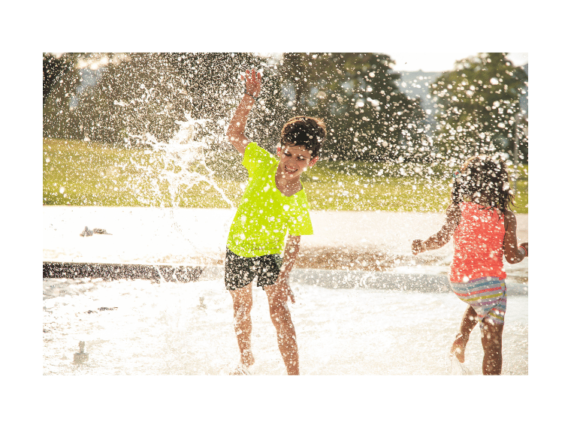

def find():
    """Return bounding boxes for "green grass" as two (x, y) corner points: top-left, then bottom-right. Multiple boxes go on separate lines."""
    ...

(43, 138), (528, 213)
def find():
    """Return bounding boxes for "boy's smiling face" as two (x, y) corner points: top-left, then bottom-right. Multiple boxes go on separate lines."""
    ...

(276, 144), (319, 180)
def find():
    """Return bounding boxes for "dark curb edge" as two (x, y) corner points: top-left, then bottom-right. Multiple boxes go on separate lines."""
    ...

(43, 261), (204, 283)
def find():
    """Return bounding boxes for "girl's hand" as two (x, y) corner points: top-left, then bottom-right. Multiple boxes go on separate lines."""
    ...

(504, 212), (526, 264)
(241, 68), (262, 98)
(412, 239), (424, 255)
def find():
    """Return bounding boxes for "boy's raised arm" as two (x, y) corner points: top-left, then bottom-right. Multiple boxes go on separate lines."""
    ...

(226, 69), (262, 155)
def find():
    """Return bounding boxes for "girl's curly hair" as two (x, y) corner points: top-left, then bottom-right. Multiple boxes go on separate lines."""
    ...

(451, 155), (515, 213)
(280, 116), (326, 159)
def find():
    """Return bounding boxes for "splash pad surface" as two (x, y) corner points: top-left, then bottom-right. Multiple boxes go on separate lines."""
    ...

(43, 206), (528, 279)
(43, 206), (528, 375)
(43, 275), (528, 375)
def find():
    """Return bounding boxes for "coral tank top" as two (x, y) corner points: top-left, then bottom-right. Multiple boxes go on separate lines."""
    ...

(449, 202), (507, 282)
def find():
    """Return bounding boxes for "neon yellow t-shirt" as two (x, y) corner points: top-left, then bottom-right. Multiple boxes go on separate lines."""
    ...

(226, 142), (313, 257)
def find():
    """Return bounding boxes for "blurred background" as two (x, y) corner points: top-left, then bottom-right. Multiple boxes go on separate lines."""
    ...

(43, 52), (528, 212)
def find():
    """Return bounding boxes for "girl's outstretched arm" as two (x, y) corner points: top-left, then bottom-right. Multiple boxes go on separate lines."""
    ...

(503, 211), (528, 263)
(226, 69), (262, 155)
(412, 204), (461, 255)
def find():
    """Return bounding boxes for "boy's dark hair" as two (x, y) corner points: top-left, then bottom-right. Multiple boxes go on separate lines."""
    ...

(280, 116), (326, 158)
(451, 155), (515, 214)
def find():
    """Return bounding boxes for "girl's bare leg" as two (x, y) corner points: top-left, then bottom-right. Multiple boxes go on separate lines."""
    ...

(481, 322), (503, 375)
(451, 305), (478, 363)
(229, 283), (255, 367)
(265, 285), (299, 375)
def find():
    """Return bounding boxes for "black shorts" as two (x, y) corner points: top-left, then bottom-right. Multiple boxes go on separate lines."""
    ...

(224, 248), (283, 290)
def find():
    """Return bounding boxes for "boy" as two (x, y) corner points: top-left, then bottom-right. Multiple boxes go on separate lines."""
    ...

(225, 69), (326, 375)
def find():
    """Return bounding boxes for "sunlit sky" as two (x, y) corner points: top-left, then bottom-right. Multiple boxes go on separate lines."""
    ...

(385, 52), (528, 72)
(258, 52), (527, 73)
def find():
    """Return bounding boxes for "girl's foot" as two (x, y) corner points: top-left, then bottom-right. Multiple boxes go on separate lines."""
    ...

(450, 333), (467, 363)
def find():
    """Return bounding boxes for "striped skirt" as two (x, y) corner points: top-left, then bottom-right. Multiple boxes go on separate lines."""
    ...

(449, 277), (507, 328)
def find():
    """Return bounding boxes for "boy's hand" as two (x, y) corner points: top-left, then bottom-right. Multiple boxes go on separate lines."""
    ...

(275, 275), (296, 304)
(241, 68), (262, 98)
(412, 239), (424, 255)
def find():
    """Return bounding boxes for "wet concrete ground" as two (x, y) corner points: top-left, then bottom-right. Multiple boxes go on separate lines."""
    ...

(43, 207), (527, 280)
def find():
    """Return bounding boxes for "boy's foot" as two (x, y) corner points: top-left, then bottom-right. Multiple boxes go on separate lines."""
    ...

(450, 334), (467, 363)
(229, 364), (251, 375)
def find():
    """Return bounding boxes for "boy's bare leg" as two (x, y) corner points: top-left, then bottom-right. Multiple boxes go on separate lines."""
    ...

(451, 305), (478, 363)
(229, 283), (255, 368)
(481, 322), (503, 375)
(265, 285), (299, 375)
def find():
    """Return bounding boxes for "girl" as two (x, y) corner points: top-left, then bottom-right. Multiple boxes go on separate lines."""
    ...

(412, 155), (528, 375)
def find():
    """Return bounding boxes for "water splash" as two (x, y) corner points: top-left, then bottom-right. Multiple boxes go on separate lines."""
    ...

(120, 113), (235, 251)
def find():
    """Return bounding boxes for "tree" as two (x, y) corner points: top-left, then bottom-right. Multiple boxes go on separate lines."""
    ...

(43, 53), (85, 141)
(430, 53), (528, 165)
(277, 53), (428, 162)
(43, 53), (78, 103)
(43, 52), (430, 164)
(43, 53), (265, 147)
